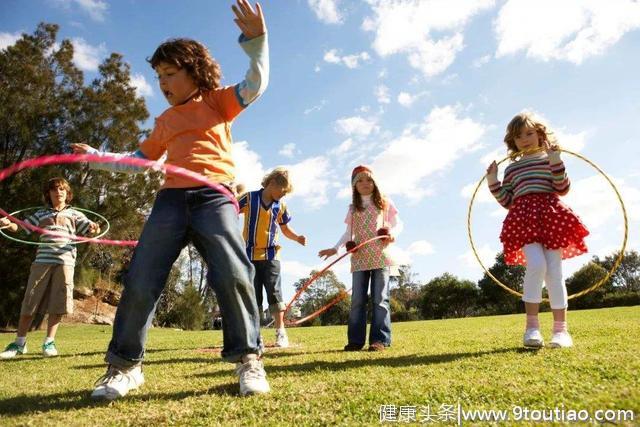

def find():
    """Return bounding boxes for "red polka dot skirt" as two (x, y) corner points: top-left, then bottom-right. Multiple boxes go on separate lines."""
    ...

(500, 193), (589, 266)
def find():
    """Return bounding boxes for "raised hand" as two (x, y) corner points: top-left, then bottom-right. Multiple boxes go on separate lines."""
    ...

(231, 0), (266, 39)
(88, 222), (101, 235)
(297, 235), (307, 246)
(545, 142), (562, 164)
(70, 143), (95, 154)
(486, 161), (498, 183)
(318, 248), (337, 260)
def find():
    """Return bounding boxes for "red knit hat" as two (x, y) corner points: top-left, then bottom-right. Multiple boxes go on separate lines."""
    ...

(351, 165), (373, 186)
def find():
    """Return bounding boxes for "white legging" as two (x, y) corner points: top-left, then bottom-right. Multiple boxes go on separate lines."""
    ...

(522, 243), (568, 309)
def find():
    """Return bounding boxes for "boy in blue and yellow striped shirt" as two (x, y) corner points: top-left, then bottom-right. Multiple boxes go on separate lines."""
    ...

(238, 167), (306, 347)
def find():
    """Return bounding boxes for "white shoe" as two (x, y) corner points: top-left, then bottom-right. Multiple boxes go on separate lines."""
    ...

(91, 365), (145, 400)
(42, 341), (58, 357)
(0, 342), (27, 359)
(523, 328), (544, 348)
(549, 331), (573, 348)
(236, 357), (270, 396)
(275, 329), (289, 348)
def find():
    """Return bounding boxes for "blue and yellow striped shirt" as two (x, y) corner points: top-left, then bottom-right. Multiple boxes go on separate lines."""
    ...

(239, 189), (292, 261)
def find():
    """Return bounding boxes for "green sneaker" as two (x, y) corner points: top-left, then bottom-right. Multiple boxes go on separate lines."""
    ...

(42, 341), (58, 357)
(0, 342), (27, 359)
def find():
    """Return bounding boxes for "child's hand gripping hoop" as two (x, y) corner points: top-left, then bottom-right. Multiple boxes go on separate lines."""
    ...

(467, 147), (628, 301)
(284, 235), (390, 325)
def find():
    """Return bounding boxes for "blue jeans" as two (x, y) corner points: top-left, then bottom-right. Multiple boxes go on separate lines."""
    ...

(347, 268), (391, 347)
(252, 260), (285, 315)
(106, 187), (260, 366)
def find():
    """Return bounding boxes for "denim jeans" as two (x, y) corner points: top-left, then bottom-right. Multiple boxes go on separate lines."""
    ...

(106, 187), (260, 366)
(347, 268), (391, 347)
(252, 260), (285, 316)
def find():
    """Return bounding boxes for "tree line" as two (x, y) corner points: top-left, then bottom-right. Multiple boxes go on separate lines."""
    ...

(289, 250), (640, 326)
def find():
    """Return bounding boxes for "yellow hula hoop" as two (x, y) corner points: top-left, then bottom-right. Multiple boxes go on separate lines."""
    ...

(467, 148), (628, 301)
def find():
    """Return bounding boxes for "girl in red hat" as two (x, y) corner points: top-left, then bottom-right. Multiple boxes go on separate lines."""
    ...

(486, 112), (589, 349)
(318, 165), (400, 352)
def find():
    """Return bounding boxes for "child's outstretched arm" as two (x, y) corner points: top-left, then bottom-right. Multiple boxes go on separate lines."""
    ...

(486, 160), (513, 208)
(280, 223), (306, 246)
(71, 143), (149, 174)
(231, 0), (269, 108)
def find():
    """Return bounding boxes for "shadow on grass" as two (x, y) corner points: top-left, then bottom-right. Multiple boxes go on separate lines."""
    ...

(0, 347), (191, 364)
(0, 382), (243, 416)
(191, 346), (527, 378)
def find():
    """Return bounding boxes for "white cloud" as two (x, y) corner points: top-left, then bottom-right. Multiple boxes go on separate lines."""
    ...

(75, 0), (108, 21)
(308, 0), (344, 24)
(371, 105), (487, 201)
(304, 99), (327, 115)
(71, 38), (106, 71)
(472, 54), (491, 68)
(461, 181), (494, 204)
(460, 244), (497, 271)
(286, 157), (332, 209)
(330, 138), (354, 156)
(555, 129), (587, 153)
(363, 0), (496, 77)
(407, 240), (435, 256)
(130, 73), (153, 98)
(397, 92), (414, 107)
(375, 85), (390, 104)
(233, 141), (266, 189)
(0, 31), (21, 50)
(323, 49), (371, 68)
(52, 0), (108, 22)
(335, 116), (379, 138)
(495, 0), (640, 64)
(279, 143), (298, 158)
(563, 175), (640, 232)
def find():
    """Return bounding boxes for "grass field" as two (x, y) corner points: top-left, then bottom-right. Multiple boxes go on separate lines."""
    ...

(0, 306), (638, 426)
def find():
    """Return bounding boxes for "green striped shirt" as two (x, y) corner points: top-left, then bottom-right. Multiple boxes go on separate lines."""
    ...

(23, 206), (92, 266)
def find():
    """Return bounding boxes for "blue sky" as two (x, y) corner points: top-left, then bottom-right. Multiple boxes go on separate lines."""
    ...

(2, 0), (640, 303)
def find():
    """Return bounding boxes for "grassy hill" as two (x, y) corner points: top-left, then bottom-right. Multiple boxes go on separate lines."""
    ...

(0, 306), (638, 426)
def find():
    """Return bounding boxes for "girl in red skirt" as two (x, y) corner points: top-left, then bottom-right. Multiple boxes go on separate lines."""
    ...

(486, 112), (589, 349)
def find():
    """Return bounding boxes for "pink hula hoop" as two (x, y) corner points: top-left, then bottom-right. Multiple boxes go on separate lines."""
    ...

(0, 154), (239, 247)
(284, 235), (389, 326)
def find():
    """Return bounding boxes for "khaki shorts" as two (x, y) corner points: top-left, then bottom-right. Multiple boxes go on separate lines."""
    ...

(20, 263), (75, 316)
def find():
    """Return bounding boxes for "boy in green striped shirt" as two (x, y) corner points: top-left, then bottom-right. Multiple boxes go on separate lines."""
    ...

(0, 177), (100, 359)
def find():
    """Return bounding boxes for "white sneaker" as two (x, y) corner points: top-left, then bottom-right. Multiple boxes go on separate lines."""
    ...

(549, 331), (573, 348)
(91, 365), (145, 400)
(42, 341), (58, 357)
(523, 328), (544, 348)
(275, 328), (289, 348)
(236, 357), (270, 396)
(0, 342), (27, 359)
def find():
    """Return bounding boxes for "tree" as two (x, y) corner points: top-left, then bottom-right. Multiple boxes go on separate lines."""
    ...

(477, 253), (525, 315)
(170, 284), (207, 331)
(292, 270), (347, 324)
(592, 251), (640, 293)
(390, 264), (423, 321)
(0, 23), (161, 325)
(420, 273), (479, 319)
(565, 262), (610, 309)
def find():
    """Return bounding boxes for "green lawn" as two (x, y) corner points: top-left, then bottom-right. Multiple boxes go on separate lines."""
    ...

(0, 306), (638, 426)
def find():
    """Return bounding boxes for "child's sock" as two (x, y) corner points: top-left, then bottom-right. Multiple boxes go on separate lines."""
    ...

(15, 336), (26, 346)
(553, 321), (567, 334)
(526, 315), (539, 330)
(241, 353), (259, 364)
(44, 337), (55, 345)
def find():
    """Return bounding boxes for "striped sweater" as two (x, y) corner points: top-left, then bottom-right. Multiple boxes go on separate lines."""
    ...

(22, 206), (92, 266)
(489, 153), (570, 209)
